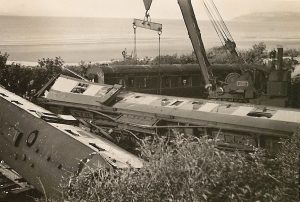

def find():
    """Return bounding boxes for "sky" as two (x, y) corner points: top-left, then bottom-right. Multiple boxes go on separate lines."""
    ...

(0, 0), (299, 20)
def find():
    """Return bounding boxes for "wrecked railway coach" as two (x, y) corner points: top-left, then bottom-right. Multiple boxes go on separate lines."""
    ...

(85, 64), (259, 98)
(36, 75), (300, 151)
(0, 86), (143, 198)
(85, 63), (300, 108)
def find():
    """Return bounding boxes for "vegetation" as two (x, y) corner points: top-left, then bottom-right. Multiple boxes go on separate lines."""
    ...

(239, 42), (268, 64)
(0, 55), (64, 97)
(65, 133), (299, 202)
(37, 57), (64, 80)
(110, 42), (299, 66)
(284, 48), (300, 58)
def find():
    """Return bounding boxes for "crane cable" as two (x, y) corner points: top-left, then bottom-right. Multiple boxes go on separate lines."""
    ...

(210, 0), (234, 41)
(203, 0), (246, 63)
(158, 30), (162, 95)
(209, 0), (233, 41)
(203, 1), (225, 47)
(203, 0), (230, 44)
(133, 24), (137, 60)
(203, 0), (237, 46)
(132, 7), (162, 93)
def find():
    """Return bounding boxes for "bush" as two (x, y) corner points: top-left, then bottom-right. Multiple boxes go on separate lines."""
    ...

(38, 57), (64, 80)
(239, 42), (268, 65)
(284, 49), (300, 58)
(207, 46), (241, 64)
(65, 133), (299, 202)
(109, 42), (283, 66)
(0, 55), (65, 98)
(151, 53), (197, 65)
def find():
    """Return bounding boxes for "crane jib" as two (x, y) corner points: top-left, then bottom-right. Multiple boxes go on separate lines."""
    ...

(178, 0), (212, 88)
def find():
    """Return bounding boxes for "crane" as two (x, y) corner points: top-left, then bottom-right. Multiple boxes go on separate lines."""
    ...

(141, 0), (292, 107)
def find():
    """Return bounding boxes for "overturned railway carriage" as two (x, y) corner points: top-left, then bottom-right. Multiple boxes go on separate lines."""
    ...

(0, 86), (143, 198)
(86, 64), (257, 98)
(85, 63), (296, 107)
(38, 75), (300, 150)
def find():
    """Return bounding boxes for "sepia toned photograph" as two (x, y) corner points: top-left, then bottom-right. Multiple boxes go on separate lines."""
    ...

(0, 0), (299, 201)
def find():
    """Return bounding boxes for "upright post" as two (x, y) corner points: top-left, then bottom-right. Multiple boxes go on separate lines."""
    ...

(277, 47), (283, 70)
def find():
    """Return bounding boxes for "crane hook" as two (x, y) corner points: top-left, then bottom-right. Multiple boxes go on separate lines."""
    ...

(143, 0), (153, 22)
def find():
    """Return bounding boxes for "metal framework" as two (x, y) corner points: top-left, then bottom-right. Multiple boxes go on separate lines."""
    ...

(0, 86), (142, 198)
(37, 75), (300, 150)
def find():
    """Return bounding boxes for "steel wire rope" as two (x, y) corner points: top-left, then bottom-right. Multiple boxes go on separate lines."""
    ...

(203, 1), (225, 47)
(203, 0), (230, 42)
(209, 0), (234, 41)
(133, 24), (137, 60)
(205, 0), (231, 41)
(158, 31), (162, 95)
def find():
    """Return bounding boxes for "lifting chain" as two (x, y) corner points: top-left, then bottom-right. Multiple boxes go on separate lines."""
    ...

(132, 20), (162, 65)
(143, 0), (152, 22)
(144, 10), (151, 23)
(133, 0), (162, 93)
(133, 24), (137, 60)
(158, 31), (162, 95)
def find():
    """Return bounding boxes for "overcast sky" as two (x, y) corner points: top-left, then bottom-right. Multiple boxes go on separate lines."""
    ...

(0, 0), (299, 20)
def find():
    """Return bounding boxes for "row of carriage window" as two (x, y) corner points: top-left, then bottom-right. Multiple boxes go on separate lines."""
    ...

(70, 75), (202, 95)
(117, 75), (201, 89)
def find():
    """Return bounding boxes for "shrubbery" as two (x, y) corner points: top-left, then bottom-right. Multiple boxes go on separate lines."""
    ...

(65, 133), (299, 202)
(0, 55), (64, 97)
(111, 42), (299, 66)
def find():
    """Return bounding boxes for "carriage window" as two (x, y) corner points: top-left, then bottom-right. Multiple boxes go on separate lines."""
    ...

(181, 76), (191, 86)
(119, 79), (125, 86)
(65, 129), (80, 137)
(11, 100), (23, 105)
(164, 77), (171, 88)
(192, 76), (201, 86)
(71, 83), (89, 94)
(171, 101), (184, 106)
(0, 93), (8, 97)
(93, 75), (99, 83)
(171, 77), (178, 87)
(143, 78), (150, 88)
(128, 78), (134, 88)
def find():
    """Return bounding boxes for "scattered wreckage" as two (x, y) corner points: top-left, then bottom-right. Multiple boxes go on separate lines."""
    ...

(37, 75), (300, 151)
(0, 86), (142, 198)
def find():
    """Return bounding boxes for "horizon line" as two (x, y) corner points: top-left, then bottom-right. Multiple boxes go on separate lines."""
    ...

(0, 11), (299, 21)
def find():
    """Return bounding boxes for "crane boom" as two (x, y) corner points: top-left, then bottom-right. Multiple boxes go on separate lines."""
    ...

(177, 0), (213, 89)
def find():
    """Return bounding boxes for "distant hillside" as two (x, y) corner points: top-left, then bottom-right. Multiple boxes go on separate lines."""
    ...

(233, 12), (300, 22)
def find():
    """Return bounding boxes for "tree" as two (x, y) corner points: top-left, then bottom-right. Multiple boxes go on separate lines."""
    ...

(284, 49), (299, 58)
(206, 46), (240, 64)
(0, 52), (9, 88)
(151, 53), (197, 65)
(0, 52), (9, 68)
(240, 42), (268, 65)
(38, 57), (64, 79)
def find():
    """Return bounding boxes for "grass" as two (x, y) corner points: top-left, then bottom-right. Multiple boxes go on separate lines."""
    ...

(62, 133), (299, 202)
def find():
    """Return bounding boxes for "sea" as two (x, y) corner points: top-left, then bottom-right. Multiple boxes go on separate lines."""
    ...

(0, 16), (299, 64)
